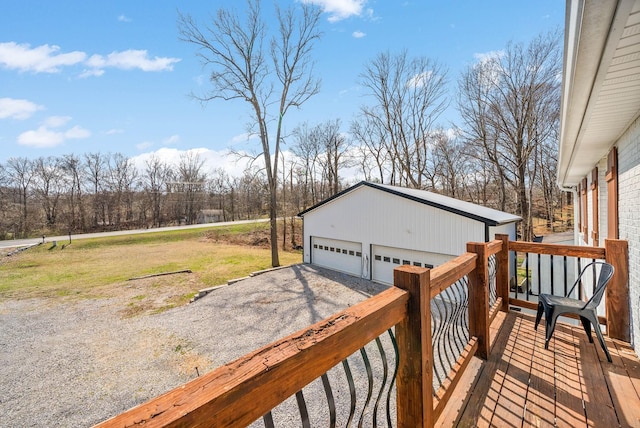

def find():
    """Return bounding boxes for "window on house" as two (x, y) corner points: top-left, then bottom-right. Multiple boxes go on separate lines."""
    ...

(392, 258), (400, 264)
(356, 252), (362, 257)
(375, 255), (381, 261)
(606, 147), (619, 239)
(413, 262), (422, 267)
(349, 250), (355, 256)
(383, 256), (390, 262)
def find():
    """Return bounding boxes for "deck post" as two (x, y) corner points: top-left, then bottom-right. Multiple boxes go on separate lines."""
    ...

(605, 239), (630, 342)
(394, 265), (433, 428)
(495, 234), (510, 312)
(467, 242), (490, 359)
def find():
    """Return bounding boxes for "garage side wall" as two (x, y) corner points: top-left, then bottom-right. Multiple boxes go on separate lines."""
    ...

(302, 186), (486, 274)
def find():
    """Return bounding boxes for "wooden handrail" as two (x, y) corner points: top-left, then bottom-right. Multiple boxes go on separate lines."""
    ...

(508, 240), (605, 259)
(95, 287), (409, 428)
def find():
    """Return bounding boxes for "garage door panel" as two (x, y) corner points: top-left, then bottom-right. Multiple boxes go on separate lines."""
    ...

(372, 245), (453, 285)
(312, 237), (362, 277)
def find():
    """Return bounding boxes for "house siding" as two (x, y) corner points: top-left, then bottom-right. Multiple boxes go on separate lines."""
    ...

(617, 115), (640, 350)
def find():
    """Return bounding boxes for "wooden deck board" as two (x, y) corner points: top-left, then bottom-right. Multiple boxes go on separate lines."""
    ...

(523, 325), (555, 427)
(438, 312), (640, 428)
(491, 315), (535, 427)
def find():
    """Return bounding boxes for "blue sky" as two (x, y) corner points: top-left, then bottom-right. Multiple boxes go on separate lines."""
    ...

(1, 0), (564, 174)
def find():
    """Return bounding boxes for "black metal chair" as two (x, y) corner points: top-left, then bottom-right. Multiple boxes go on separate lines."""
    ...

(534, 261), (614, 362)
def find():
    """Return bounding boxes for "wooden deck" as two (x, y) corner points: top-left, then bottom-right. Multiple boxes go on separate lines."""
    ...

(437, 311), (640, 427)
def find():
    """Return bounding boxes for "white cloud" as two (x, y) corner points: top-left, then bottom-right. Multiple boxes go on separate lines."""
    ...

(162, 134), (180, 145)
(0, 97), (44, 120)
(17, 117), (91, 148)
(230, 132), (259, 144)
(85, 50), (181, 73)
(118, 14), (132, 22)
(352, 31), (366, 38)
(106, 128), (124, 135)
(79, 68), (105, 78)
(44, 115), (72, 128)
(137, 141), (153, 151)
(301, 0), (369, 22)
(473, 50), (504, 64)
(65, 125), (91, 139)
(0, 42), (180, 77)
(0, 42), (86, 73)
(406, 71), (433, 88)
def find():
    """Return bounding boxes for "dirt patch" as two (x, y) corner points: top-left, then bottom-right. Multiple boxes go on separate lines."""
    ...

(115, 273), (204, 318)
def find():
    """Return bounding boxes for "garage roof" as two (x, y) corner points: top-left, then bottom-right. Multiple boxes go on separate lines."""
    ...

(298, 181), (521, 227)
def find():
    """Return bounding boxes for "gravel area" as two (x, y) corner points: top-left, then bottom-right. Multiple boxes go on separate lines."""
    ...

(0, 264), (390, 427)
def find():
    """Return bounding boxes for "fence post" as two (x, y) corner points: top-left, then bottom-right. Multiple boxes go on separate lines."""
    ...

(495, 234), (510, 313)
(605, 239), (630, 342)
(394, 265), (433, 428)
(467, 242), (490, 360)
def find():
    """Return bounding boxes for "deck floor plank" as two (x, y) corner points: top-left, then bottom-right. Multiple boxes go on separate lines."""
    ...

(451, 314), (518, 427)
(572, 327), (618, 427)
(491, 315), (536, 427)
(552, 323), (585, 427)
(522, 325), (556, 427)
(443, 312), (640, 428)
(603, 337), (640, 427)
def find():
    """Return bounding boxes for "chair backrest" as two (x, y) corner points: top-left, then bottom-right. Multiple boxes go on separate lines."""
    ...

(582, 262), (614, 310)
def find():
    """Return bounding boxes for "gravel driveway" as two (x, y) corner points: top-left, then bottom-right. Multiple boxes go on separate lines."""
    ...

(0, 264), (390, 427)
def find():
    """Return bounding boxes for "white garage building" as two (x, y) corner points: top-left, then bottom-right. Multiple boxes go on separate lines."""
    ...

(298, 181), (521, 284)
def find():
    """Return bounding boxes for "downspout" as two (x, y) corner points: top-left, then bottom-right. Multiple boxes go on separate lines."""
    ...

(558, 185), (579, 245)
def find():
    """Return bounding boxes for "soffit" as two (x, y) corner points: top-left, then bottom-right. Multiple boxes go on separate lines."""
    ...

(558, 0), (640, 186)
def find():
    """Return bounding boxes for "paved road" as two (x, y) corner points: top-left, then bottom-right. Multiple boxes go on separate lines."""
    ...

(0, 218), (270, 250)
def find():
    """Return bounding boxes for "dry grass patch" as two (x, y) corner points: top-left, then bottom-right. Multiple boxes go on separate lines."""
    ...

(0, 226), (301, 308)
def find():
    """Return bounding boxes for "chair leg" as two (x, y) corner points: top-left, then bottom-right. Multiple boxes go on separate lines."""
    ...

(580, 316), (593, 343)
(587, 314), (612, 363)
(544, 310), (558, 350)
(535, 302), (544, 330)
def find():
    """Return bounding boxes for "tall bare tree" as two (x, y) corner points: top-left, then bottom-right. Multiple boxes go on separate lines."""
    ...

(142, 154), (173, 227)
(458, 31), (561, 240)
(5, 157), (35, 237)
(179, 0), (322, 267)
(357, 50), (449, 188)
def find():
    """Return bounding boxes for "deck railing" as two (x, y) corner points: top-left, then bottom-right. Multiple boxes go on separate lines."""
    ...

(95, 236), (629, 428)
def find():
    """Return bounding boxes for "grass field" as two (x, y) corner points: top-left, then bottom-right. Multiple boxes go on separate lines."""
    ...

(0, 222), (302, 311)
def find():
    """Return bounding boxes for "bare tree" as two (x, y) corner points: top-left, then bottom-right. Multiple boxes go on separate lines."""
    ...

(5, 157), (35, 237)
(61, 154), (85, 231)
(179, 0), (322, 267)
(142, 154), (173, 227)
(458, 31), (561, 240)
(33, 156), (67, 228)
(357, 50), (449, 188)
(84, 152), (108, 228)
(176, 151), (207, 225)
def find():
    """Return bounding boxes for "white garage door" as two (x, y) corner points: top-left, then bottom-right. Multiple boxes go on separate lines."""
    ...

(371, 245), (453, 285)
(311, 237), (362, 277)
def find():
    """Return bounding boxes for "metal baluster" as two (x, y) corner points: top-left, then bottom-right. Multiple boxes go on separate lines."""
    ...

(263, 411), (275, 428)
(563, 256), (568, 296)
(550, 254), (555, 295)
(295, 390), (310, 428)
(386, 329), (399, 428)
(320, 374), (336, 428)
(342, 359), (357, 427)
(356, 347), (374, 428)
(372, 337), (388, 427)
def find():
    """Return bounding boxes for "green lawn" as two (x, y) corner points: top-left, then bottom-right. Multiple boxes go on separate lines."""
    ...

(0, 224), (301, 300)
